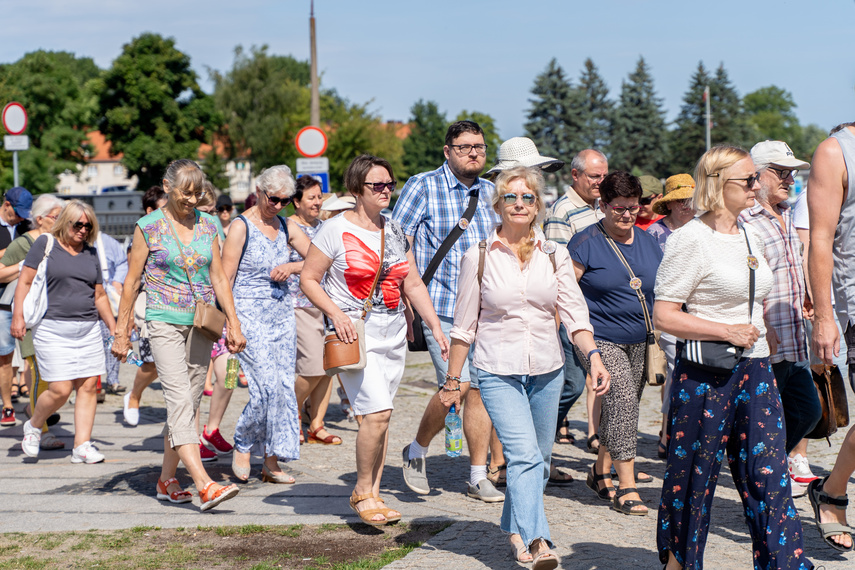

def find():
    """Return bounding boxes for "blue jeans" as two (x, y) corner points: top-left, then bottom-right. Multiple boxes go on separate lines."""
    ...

(0, 310), (14, 356)
(423, 315), (478, 388)
(771, 360), (821, 453)
(555, 324), (587, 431)
(477, 366), (563, 548)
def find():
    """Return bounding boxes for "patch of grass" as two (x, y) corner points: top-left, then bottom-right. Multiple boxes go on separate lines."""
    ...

(69, 531), (99, 551)
(0, 556), (51, 570)
(213, 524), (268, 537)
(100, 533), (132, 550)
(248, 562), (280, 570)
(137, 542), (199, 569)
(0, 544), (21, 556)
(315, 555), (330, 564)
(129, 526), (158, 534)
(328, 541), (422, 570)
(317, 523), (347, 534)
(32, 534), (64, 551)
(276, 524), (302, 537)
(196, 525), (214, 532)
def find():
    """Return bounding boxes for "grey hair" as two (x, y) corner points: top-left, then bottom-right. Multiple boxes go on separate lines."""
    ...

(569, 149), (608, 173)
(29, 194), (65, 224)
(256, 165), (296, 197)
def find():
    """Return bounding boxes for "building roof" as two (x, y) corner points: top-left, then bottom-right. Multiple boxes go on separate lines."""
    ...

(86, 131), (122, 162)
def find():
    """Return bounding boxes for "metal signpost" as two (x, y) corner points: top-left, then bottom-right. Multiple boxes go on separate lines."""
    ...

(295, 127), (330, 192)
(2, 102), (29, 186)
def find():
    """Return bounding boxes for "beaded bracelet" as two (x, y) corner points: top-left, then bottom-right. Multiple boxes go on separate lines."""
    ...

(443, 374), (461, 391)
(587, 348), (602, 360)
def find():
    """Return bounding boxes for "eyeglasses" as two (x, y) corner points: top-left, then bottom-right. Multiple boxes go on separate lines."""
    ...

(363, 181), (397, 193)
(44, 214), (58, 220)
(768, 167), (797, 180)
(726, 173), (761, 188)
(261, 189), (290, 207)
(216, 206), (232, 213)
(501, 193), (537, 206)
(605, 203), (640, 216)
(73, 222), (94, 232)
(583, 172), (607, 183)
(179, 189), (206, 200)
(448, 144), (488, 156)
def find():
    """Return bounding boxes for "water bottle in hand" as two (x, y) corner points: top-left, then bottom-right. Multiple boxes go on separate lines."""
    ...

(104, 335), (143, 367)
(445, 404), (462, 457)
(225, 353), (240, 390)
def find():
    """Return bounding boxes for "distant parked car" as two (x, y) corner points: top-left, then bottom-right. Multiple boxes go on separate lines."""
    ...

(101, 185), (132, 193)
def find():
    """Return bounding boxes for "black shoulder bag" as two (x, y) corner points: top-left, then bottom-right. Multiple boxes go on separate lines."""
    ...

(679, 227), (756, 374)
(408, 188), (480, 352)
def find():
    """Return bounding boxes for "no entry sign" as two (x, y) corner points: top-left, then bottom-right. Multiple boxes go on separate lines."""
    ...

(295, 126), (328, 158)
(2, 102), (27, 135)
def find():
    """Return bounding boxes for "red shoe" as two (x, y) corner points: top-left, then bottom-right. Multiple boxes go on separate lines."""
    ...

(201, 426), (234, 454)
(199, 442), (218, 462)
(156, 477), (193, 504)
(199, 481), (239, 512)
(0, 408), (15, 427)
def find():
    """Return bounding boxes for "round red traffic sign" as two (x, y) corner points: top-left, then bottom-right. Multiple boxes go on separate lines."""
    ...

(2, 102), (27, 135)
(295, 126), (328, 158)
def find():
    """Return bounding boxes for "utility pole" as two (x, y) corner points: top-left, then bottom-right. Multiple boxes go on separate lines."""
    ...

(704, 85), (711, 151)
(309, 0), (320, 127)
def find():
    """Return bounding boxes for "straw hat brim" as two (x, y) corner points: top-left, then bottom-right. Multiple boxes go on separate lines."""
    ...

(484, 157), (564, 178)
(653, 187), (694, 216)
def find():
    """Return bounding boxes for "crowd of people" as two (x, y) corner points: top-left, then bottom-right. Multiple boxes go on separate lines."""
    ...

(3, 117), (855, 569)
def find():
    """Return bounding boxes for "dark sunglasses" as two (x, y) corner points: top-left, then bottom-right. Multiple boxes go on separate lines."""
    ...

(262, 189), (290, 207)
(639, 196), (654, 206)
(216, 205), (232, 213)
(73, 222), (94, 232)
(363, 181), (397, 193)
(768, 167), (797, 180)
(726, 172), (761, 188)
(501, 193), (537, 206)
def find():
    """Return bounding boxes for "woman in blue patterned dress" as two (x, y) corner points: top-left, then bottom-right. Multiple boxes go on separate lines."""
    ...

(222, 165), (311, 484)
(289, 175), (341, 444)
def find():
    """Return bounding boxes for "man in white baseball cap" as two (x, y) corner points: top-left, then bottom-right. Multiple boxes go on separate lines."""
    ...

(739, 140), (818, 497)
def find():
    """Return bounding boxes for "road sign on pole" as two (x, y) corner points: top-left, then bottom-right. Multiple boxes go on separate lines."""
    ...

(295, 126), (328, 158)
(296, 157), (329, 172)
(2, 102), (28, 186)
(3, 135), (29, 151)
(299, 172), (330, 193)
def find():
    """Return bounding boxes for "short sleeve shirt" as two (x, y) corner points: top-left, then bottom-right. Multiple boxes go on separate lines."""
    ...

(569, 224), (663, 344)
(288, 219), (323, 309)
(311, 214), (410, 317)
(137, 209), (219, 325)
(24, 234), (103, 321)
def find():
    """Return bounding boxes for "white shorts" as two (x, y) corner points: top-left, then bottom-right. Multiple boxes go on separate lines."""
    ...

(33, 319), (106, 382)
(339, 311), (406, 416)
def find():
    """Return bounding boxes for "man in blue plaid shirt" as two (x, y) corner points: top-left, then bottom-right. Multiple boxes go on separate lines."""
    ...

(393, 120), (505, 503)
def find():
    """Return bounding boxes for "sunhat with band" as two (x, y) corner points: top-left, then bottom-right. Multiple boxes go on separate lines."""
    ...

(484, 137), (564, 178)
(653, 174), (695, 216)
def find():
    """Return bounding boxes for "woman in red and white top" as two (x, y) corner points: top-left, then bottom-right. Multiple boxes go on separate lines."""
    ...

(447, 166), (609, 568)
(301, 154), (448, 526)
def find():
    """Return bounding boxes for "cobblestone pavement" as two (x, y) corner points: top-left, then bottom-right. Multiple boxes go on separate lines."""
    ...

(1, 350), (853, 569)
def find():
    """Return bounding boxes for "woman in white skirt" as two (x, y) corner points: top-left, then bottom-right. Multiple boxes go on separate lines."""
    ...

(301, 154), (449, 525)
(15, 200), (117, 463)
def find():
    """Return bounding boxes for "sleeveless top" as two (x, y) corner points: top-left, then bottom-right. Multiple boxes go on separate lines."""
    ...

(832, 127), (855, 327)
(138, 209), (219, 325)
(287, 219), (323, 309)
(233, 215), (293, 301)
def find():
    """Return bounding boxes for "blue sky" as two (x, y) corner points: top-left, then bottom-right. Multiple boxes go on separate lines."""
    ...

(3, 0), (854, 141)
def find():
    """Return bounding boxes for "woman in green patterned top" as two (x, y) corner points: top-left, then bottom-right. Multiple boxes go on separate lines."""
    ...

(112, 159), (246, 512)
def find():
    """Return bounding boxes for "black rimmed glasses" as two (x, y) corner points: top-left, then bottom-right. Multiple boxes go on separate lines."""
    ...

(261, 189), (291, 207)
(726, 172), (761, 188)
(605, 203), (640, 216)
(73, 222), (94, 232)
(363, 181), (397, 193)
(768, 166), (797, 180)
(501, 193), (536, 206)
(448, 144), (488, 156)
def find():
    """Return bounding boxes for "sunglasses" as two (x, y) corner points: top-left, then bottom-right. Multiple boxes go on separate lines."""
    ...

(363, 181), (397, 193)
(501, 193), (537, 206)
(262, 189), (290, 207)
(768, 167), (798, 180)
(73, 222), (94, 232)
(726, 173), (761, 188)
(216, 205), (232, 213)
(639, 196), (654, 206)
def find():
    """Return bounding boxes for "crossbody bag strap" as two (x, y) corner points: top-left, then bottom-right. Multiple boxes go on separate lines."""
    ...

(421, 188), (480, 285)
(596, 222), (654, 334)
(236, 215), (250, 270)
(360, 220), (386, 320)
(743, 227), (755, 322)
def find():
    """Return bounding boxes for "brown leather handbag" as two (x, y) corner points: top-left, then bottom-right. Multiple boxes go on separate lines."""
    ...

(806, 364), (850, 442)
(323, 222), (385, 376)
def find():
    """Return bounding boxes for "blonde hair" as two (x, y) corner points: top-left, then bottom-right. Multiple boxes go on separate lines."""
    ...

(52, 199), (99, 246)
(693, 145), (750, 212)
(196, 181), (216, 211)
(492, 166), (546, 263)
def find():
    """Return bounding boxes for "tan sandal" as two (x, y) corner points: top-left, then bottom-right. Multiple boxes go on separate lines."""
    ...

(374, 495), (401, 523)
(349, 491), (387, 526)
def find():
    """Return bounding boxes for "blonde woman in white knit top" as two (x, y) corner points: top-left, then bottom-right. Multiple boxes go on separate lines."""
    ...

(652, 145), (811, 570)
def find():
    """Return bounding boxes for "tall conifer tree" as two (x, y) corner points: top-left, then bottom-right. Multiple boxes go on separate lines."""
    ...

(576, 58), (613, 150)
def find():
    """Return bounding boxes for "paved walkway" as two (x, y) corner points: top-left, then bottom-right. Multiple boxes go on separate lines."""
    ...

(1, 351), (853, 569)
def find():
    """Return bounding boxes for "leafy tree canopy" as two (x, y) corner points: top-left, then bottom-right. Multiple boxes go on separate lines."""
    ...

(455, 110), (500, 167)
(402, 100), (447, 178)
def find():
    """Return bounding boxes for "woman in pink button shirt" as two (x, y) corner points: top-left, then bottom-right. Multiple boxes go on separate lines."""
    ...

(446, 166), (609, 569)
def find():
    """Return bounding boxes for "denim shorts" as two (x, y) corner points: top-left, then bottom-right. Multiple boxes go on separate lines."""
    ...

(423, 315), (478, 389)
(0, 310), (15, 357)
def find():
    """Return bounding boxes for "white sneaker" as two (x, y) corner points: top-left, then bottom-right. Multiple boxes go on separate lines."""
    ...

(21, 420), (41, 458)
(123, 393), (139, 426)
(71, 441), (105, 464)
(788, 454), (819, 485)
(790, 479), (808, 498)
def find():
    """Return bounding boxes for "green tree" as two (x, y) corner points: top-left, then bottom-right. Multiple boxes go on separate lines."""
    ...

(608, 57), (668, 176)
(799, 124), (828, 162)
(402, 100), (447, 178)
(0, 50), (101, 192)
(576, 58), (613, 150)
(743, 85), (799, 143)
(96, 33), (218, 189)
(211, 45), (311, 175)
(669, 62), (713, 174)
(709, 64), (754, 150)
(455, 110), (500, 166)
(524, 59), (584, 186)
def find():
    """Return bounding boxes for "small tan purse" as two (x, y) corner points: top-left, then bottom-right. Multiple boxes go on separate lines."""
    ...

(323, 223), (385, 376)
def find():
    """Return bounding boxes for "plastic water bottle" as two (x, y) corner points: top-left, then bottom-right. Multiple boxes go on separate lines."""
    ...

(225, 353), (240, 390)
(104, 335), (143, 368)
(445, 404), (462, 457)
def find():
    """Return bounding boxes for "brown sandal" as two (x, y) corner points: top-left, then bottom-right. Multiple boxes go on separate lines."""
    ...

(374, 495), (401, 523)
(307, 424), (342, 445)
(349, 491), (387, 526)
